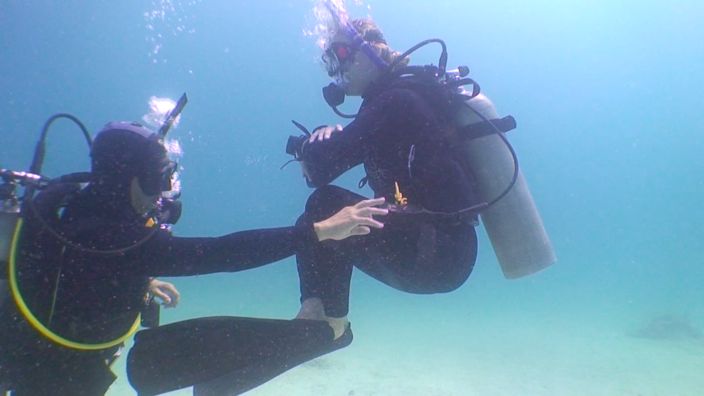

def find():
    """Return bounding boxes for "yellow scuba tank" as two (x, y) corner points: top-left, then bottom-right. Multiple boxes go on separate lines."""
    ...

(455, 90), (556, 278)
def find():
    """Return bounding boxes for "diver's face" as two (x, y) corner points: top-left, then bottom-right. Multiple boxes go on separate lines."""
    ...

(323, 35), (381, 96)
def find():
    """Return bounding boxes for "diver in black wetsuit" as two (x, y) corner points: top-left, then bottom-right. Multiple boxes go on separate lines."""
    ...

(289, 16), (486, 338)
(0, 119), (386, 395)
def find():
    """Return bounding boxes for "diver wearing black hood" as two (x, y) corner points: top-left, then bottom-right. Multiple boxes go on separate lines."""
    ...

(0, 118), (386, 395)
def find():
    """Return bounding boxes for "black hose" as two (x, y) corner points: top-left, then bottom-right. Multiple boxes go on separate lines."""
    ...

(387, 38), (448, 75)
(21, 113), (159, 255)
(332, 106), (356, 119)
(463, 102), (520, 208)
(24, 196), (160, 255)
(30, 113), (92, 175)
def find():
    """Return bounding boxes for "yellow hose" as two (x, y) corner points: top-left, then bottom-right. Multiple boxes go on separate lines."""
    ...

(8, 218), (141, 350)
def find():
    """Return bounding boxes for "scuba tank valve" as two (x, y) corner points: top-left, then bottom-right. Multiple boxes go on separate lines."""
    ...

(0, 169), (45, 263)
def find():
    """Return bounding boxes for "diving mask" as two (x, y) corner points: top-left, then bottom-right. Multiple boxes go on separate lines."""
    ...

(140, 157), (178, 196)
(322, 42), (358, 77)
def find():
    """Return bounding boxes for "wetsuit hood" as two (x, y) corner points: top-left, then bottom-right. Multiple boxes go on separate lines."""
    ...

(90, 122), (170, 198)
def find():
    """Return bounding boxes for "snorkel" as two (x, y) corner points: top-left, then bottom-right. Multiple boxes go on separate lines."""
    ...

(142, 93), (187, 198)
(148, 92), (188, 226)
(158, 93), (188, 139)
(320, 0), (389, 118)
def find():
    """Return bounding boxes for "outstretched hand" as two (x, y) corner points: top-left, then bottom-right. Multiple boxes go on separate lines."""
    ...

(313, 197), (388, 241)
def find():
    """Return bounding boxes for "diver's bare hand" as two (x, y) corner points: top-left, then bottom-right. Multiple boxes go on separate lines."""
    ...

(313, 197), (388, 241)
(309, 124), (342, 143)
(148, 278), (181, 308)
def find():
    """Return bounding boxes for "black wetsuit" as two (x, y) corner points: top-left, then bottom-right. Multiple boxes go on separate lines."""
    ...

(0, 184), (325, 395)
(296, 79), (480, 317)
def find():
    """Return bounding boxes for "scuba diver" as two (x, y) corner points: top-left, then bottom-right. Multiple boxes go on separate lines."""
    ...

(286, 1), (555, 339)
(0, 95), (387, 395)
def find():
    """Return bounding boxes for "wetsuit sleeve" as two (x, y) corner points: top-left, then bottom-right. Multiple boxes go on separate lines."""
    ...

(134, 223), (317, 277)
(298, 122), (366, 187)
(300, 89), (414, 187)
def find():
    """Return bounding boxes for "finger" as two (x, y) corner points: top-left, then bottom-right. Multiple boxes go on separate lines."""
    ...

(359, 207), (389, 217)
(355, 197), (386, 209)
(349, 226), (371, 236)
(325, 125), (342, 139)
(161, 285), (180, 305)
(309, 125), (328, 142)
(357, 217), (385, 229)
(311, 125), (328, 135)
(151, 287), (167, 299)
(169, 290), (181, 305)
(320, 126), (334, 142)
(153, 289), (171, 304)
(162, 283), (180, 297)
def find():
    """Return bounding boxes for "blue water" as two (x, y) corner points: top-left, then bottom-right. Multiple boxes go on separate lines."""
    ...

(2, 1), (703, 395)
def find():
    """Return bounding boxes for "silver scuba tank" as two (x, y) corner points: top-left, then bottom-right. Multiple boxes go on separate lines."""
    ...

(0, 194), (20, 308)
(453, 86), (556, 279)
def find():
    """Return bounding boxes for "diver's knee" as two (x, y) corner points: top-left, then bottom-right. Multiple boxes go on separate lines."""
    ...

(305, 185), (345, 212)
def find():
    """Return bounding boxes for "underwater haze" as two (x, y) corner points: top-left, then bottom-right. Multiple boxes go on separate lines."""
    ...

(1, 0), (703, 395)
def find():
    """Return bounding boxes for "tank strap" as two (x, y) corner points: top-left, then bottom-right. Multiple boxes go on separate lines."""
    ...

(456, 115), (517, 142)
